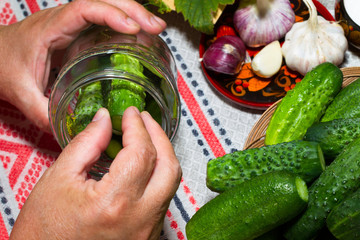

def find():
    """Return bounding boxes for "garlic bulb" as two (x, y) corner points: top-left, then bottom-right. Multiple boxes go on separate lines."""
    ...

(233, 0), (295, 47)
(282, 0), (348, 76)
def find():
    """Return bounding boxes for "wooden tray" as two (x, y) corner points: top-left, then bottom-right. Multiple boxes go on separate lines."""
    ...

(243, 67), (360, 150)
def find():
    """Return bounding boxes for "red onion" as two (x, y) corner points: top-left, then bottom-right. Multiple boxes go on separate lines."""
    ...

(202, 35), (246, 75)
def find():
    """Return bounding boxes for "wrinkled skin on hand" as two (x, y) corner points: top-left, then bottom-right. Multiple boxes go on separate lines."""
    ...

(10, 107), (182, 240)
(0, 0), (166, 132)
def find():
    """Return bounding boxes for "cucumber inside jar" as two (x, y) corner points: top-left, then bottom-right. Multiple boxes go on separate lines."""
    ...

(66, 53), (164, 160)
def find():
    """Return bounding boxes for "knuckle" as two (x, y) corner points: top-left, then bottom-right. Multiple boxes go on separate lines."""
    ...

(88, 194), (131, 225)
(135, 142), (157, 162)
(161, 155), (182, 185)
(171, 158), (182, 183)
(68, 0), (91, 12)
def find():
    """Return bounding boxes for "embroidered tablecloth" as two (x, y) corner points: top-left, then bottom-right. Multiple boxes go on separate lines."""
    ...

(0, 0), (359, 239)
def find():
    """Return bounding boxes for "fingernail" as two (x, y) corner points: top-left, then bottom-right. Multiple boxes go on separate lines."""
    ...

(141, 110), (151, 118)
(150, 15), (166, 28)
(131, 106), (140, 115)
(126, 17), (140, 28)
(92, 108), (106, 122)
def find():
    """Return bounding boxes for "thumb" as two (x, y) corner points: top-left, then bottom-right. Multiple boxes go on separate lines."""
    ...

(55, 108), (112, 177)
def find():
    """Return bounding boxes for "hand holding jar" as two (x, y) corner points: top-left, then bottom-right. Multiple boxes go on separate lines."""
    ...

(10, 106), (182, 239)
(0, 0), (166, 132)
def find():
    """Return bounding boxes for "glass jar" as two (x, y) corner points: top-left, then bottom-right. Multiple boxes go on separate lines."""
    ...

(49, 25), (180, 177)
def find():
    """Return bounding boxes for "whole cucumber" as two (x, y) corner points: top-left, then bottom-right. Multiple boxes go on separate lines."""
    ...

(70, 81), (104, 136)
(186, 171), (308, 240)
(108, 81), (146, 134)
(207, 140), (325, 193)
(284, 137), (360, 240)
(304, 118), (360, 160)
(327, 188), (360, 240)
(321, 77), (360, 122)
(108, 53), (146, 134)
(265, 62), (343, 145)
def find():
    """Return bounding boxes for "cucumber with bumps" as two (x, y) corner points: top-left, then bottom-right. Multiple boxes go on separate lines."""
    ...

(265, 62), (343, 145)
(108, 53), (146, 134)
(284, 137), (360, 240)
(108, 80), (146, 134)
(207, 140), (325, 193)
(186, 171), (308, 240)
(327, 188), (360, 240)
(321, 77), (360, 122)
(304, 118), (360, 160)
(110, 53), (145, 79)
(70, 81), (104, 136)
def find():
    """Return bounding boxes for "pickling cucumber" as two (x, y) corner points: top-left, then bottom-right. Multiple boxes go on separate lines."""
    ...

(104, 138), (123, 160)
(321, 77), (360, 122)
(265, 62), (343, 145)
(186, 171), (308, 240)
(110, 53), (146, 79)
(108, 53), (146, 134)
(327, 188), (360, 240)
(207, 140), (325, 193)
(304, 118), (360, 160)
(284, 137), (360, 240)
(108, 80), (146, 134)
(70, 81), (104, 136)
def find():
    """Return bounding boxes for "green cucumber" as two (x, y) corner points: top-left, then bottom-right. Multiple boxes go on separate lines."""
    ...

(108, 82), (146, 133)
(303, 118), (360, 160)
(108, 53), (146, 134)
(104, 135), (123, 160)
(284, 137), (360, 240)
(321, 77), (360, 122)
(265, 62), (343, 145)
(70, 81), (104, 136)
(326, 188), (360, 240)
(186, 171), (308, 240)
(206, 140), (325, 193)
(110, 53), (146, 79)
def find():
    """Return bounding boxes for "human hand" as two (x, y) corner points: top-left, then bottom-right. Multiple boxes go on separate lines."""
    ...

(9, 106), (181, 240)
(0, 0), (166, 132)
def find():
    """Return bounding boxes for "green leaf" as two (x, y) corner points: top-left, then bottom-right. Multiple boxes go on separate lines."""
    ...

(175, 0), (235, 34)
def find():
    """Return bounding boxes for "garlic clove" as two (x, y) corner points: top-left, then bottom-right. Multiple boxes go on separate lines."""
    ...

(251, 41), (283, 78)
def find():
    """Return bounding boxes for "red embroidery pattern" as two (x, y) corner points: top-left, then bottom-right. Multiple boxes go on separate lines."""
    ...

(166, 210), (186, 240)
(14, 151), (56, 209)
(0, 2), (16, 25)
